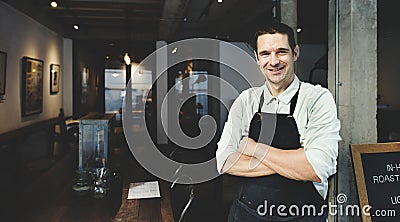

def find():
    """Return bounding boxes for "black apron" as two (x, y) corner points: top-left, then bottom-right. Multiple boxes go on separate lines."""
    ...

(228, 86), (327, 222)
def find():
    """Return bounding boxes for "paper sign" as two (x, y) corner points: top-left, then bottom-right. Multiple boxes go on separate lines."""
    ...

(127, 181), (161, 199)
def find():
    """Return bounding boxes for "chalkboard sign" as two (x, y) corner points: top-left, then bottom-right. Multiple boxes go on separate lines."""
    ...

(351, 142), (400, 222)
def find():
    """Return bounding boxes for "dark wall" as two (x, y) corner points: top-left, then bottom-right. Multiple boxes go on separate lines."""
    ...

(378, 0), (400, 110)
(73, 41), (105, 117)
(377, 0), (400, 142)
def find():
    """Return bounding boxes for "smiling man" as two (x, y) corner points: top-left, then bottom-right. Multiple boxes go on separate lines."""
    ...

(216, 22), (341, 221)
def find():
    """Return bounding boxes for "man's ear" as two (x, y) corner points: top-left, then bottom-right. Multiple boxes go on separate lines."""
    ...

(293, 45), (299, 61)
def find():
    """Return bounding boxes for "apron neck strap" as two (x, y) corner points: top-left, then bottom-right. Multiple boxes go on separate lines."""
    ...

(258, 83), (301, 115)
(258, 92), (264, 113)
(289, 84), (300, 115)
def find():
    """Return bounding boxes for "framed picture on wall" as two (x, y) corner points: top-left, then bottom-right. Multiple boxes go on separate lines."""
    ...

(50, 64), (60, 94)
(22, 56), (43, 116)
(0, 51), (6, 95)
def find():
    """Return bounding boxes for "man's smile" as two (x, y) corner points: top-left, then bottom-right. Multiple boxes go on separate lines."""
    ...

(267, 66), (285, 74)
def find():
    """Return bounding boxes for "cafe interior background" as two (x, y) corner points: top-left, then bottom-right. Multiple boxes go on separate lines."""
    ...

(0, 0), (399, 221)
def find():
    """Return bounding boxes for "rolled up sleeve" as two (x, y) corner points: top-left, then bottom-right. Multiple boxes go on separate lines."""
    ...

(303, 90), (341, 198)
(216, 92), (254, 173)
(216, 122), (237, 173)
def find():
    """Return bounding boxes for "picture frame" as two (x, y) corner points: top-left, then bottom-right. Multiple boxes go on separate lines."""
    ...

(22, 56), (43, 116)
(50, 64), (60, 94)
(0, 51), (6, 95)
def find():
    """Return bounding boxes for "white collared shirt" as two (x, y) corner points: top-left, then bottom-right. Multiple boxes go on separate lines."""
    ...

(216, 76), (341, 199)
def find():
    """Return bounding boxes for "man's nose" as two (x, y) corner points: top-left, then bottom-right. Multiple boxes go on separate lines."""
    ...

(269, 54), (279, 66)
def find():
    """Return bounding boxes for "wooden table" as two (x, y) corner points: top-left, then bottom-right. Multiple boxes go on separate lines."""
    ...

(114, 180), (174, 222)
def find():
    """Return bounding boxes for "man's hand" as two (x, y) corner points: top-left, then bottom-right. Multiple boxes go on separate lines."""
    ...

(237, 136), (257, 156)
(238, 137), (272, 170)
(222, 152), (276, 177)
(238, 137), (271, 160)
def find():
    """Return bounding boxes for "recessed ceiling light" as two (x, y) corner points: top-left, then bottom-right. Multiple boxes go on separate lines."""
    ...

(296, 27), (302, 33)
(50, 1), (58, 8)
(218, 0), (223, 3)
(171, 48), (178, 54)
(73, 24), (79, 30)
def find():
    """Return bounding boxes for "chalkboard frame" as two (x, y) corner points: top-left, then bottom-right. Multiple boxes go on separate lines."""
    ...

(350, 142), (400, 222)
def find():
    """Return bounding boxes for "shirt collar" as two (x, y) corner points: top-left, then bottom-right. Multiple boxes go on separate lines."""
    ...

(263, 75), (300, 105)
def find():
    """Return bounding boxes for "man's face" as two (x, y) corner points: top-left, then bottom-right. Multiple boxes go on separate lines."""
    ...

(255, 33), (299, 87)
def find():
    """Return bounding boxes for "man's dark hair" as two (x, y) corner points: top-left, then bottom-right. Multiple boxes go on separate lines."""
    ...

(254, 22), (296, 53)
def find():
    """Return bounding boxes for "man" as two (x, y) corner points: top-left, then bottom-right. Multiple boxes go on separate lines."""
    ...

(216, 22), (340, 221)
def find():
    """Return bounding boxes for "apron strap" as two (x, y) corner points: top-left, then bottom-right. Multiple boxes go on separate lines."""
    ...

(258, 83), (301, 115)
(258, 91), (264, 113)
(289, 83), (300, 115)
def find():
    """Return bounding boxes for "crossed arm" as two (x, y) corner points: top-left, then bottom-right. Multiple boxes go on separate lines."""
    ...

(218, 88), (339, 184)
(222, 137), (321, 183)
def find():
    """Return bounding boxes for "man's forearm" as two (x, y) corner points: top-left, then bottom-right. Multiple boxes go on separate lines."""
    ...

(253, 144), (321, 182)
(222, 152), (276, 177)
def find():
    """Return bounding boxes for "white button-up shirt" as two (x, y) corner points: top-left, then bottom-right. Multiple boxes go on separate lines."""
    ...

(216, 76), (341, 199)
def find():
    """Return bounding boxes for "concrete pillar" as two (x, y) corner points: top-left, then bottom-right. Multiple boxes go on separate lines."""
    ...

(280, 0), (297, 42)
(328, 0), (377, 221)
(326, 2), (337, 222)
(280, 0), (298, 72)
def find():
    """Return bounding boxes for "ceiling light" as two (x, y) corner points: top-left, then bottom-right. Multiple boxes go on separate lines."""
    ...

(218, 0), (223, 3)
(50, 1), (58, 8)
(171, 48), (178, 54)
(73, 24), (79, 30)
(124, 53), (131, 66)
(296, 27), (302, 33)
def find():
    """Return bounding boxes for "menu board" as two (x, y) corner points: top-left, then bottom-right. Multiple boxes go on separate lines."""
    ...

(351, 142), (400, 222)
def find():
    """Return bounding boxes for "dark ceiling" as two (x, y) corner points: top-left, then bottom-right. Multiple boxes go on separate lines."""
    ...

(2, 0), (329, 62)
(2, 0), (277, 43)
